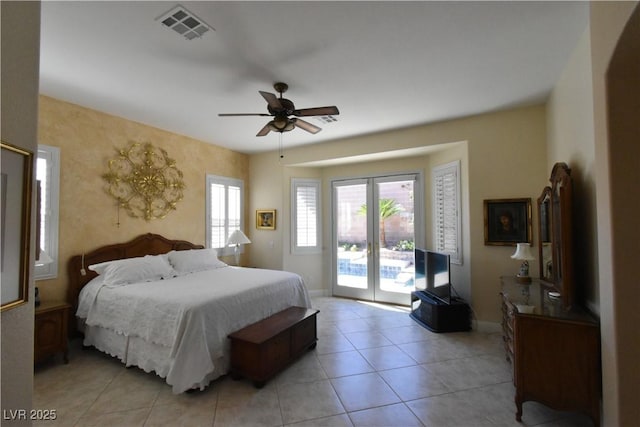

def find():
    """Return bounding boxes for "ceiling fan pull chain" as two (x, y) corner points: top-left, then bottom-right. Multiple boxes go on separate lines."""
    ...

(278, 133), (284, 160)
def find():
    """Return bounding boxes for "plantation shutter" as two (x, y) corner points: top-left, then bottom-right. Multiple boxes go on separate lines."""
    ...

(292, 178), (321, 254)
(34, 145), (60, 279)
(206, 175), (244, 254)
(433, 161), (462, 264)
(208, 182), (226, 249)
(228, 184), (241, 235)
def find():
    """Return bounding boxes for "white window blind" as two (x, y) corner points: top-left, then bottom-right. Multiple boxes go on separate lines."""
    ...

(433, 161), (462, 264)
(228, 184), (241, 235)
(206, 175), (244, 255)
(35, 145), (60, 279)
(291, 178), (321, 254)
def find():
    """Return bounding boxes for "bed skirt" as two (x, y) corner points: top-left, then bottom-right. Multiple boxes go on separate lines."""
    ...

(81, 322), (229, 392)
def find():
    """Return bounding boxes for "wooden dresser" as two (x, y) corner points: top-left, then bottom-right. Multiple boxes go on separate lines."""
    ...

(500, 276), (600, 426)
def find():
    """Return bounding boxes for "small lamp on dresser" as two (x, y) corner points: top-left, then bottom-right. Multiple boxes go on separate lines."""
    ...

(511, 243), (535, 283)
(227, 230), (251, 266)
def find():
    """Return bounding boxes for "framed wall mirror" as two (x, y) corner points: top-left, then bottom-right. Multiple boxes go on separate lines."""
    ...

(1, 141), (34, 312)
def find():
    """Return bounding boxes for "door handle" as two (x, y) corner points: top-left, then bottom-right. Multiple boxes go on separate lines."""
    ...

(367, 242), (372, 255)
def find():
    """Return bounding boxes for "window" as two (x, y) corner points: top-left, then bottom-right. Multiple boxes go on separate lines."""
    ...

(433, 160), (462, 264)
(35, 145), (60, 279)
(206, 175), (244, 256)
(291, 178), (321, 254)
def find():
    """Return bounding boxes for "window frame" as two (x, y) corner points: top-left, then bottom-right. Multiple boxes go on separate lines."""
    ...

(35, 145), (60, 280)
(205, 174), (245, 257)
(432, 160), (462, 265)
(291, 178), (322, 255)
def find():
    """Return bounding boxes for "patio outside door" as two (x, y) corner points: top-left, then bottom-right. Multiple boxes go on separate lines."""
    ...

(332, 173), (422, 305)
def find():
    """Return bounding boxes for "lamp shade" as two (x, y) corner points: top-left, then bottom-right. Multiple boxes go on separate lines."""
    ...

(511, 243), (534, 261)
(227, 230), (251, 246)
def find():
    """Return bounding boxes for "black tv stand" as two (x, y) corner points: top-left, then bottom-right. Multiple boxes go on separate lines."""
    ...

(410, 291), (471, 332)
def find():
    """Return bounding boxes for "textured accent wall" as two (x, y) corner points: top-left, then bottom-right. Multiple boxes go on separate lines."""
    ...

(37, 95), (249, 302)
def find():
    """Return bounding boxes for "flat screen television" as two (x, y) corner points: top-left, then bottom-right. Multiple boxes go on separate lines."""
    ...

(414, 248), (451, 304)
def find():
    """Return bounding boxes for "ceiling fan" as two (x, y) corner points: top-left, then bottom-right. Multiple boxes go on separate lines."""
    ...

(218, 82), (339, 137)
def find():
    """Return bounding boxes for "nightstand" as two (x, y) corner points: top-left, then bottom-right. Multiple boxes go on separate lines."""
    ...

(35, 301), (71, 364)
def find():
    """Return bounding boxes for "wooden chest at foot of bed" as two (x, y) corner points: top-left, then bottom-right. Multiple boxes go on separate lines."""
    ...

(228, 306), (319, 387)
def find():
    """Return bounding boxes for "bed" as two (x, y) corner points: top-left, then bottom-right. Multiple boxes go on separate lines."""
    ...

(67, 233), (311, 393)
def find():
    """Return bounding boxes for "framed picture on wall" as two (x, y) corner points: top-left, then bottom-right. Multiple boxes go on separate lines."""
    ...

(256, 209), (276, 230)
(1, 141), (34, 312)
(484, 198), (532, 246)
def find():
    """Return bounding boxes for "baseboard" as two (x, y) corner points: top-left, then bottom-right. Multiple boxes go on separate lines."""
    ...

(308, 289), (330, 298)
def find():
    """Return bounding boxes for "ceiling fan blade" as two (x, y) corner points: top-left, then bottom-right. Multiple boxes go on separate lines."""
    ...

(293, 106), (339, 117)
(256, 123), (272, 137)
(218, 113), (272, 117)
(259, 91), (283, 110)
(293, 118), (322, 134)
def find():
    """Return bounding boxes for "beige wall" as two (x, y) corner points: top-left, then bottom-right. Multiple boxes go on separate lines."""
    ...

(448, 107), (547, 324)
(250, 105), (547, 324)
(36, 96), (250, 303)
(247, 154), (288, 271)
(589, 2), (639, 425)
(1, 2), (40, 424)
(546, 28), (599, 312)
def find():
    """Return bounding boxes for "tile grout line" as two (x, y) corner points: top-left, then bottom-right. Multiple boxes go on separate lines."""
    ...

(71, 361), (123, 427)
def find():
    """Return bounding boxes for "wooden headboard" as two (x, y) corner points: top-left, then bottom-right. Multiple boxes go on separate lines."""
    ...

(67, 233), (203, 332)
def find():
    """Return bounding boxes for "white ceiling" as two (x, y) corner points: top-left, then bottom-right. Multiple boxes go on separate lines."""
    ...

(39, 1), (589, 154)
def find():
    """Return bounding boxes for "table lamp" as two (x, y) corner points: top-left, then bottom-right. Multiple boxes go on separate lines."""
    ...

(511, 243), (535, 283)
(227, 230), (251, 266)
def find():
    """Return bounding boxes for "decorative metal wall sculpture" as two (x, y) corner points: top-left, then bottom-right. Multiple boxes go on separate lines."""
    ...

(103, 142), (185, 221)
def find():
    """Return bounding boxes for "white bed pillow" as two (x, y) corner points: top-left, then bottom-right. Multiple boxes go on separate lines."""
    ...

(88, 254), (175, 285)
(168, 249), (227, 275)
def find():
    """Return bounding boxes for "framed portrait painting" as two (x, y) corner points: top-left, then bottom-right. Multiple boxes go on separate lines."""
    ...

(484, 198), (532, 246)
(256, 209), (276, 230)
(1, 141), (34, 312)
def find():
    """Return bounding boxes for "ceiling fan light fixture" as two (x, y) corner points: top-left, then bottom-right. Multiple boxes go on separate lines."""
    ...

(218, 82), (339, 137)
(273, 116), (288, 129)
(269, 118), (295, 133)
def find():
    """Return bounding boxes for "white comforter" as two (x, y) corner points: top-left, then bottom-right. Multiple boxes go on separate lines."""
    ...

(77, 266), (311, 392)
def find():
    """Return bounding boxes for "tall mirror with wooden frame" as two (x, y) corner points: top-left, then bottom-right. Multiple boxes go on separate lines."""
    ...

(537, 186), (553, 282)
(538, 162), (573, 309)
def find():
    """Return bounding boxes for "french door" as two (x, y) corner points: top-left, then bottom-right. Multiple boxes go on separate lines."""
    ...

(332, 173), (422, 305)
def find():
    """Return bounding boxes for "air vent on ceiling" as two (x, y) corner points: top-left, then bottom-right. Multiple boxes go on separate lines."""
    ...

(157, 5), (214, 40)
(315, 115), (339, 125)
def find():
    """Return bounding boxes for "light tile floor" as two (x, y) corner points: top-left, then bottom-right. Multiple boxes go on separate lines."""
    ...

(34, 297), (594, 426)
